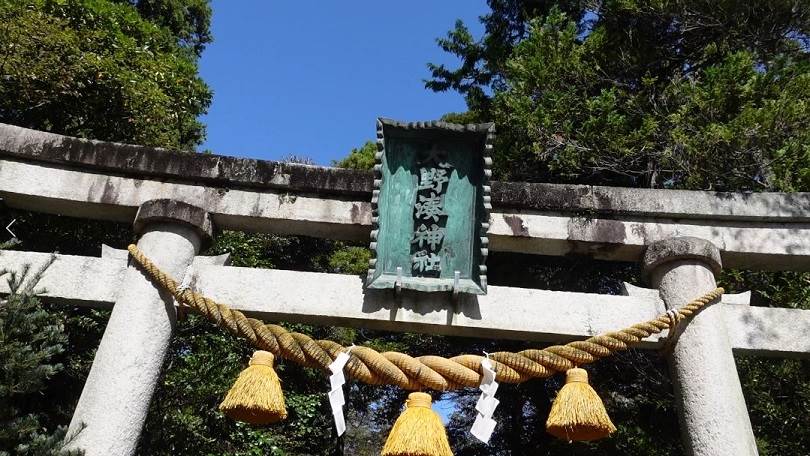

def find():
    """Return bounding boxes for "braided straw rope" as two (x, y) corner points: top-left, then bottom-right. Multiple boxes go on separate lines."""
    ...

(127, 245), (724, 391)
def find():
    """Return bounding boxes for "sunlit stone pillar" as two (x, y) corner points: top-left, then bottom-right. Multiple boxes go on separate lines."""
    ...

(644, 237), (757, 456)
(66, 200), (212, 456)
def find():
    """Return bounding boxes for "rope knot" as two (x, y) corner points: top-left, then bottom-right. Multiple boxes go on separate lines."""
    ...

(666, 308), (683, 328)
(565, 367), (589, 384)
(249, 350), (275, 367)
(405, 392), (432, 409)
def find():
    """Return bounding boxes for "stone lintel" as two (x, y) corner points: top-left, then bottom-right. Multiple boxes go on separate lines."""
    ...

(2, 158), (808, 270)
(0, 123), (372, 198)
(2, 122), (809, 222)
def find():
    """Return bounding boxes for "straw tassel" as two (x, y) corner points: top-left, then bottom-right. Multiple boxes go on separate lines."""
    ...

(219, 350), (287, 425)
(546, 368), (616, 441)
(381, 392), (453, 456)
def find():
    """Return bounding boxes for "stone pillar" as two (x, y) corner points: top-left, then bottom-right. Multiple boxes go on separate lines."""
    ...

(66, 200), (212, 456)
(643, 237), (757, 456)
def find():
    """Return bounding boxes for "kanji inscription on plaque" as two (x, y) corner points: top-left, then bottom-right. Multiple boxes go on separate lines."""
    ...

(366, 118), (493, 295)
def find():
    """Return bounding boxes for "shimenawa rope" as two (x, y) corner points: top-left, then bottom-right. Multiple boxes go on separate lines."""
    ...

(127, 244), (723, 391)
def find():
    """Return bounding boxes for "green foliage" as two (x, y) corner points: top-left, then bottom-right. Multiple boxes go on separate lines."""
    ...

(211, 231), (336, 271)
(0, 0), (212, 150)
(425, 0), (570, 115)
(0, 256), (75, 456)
(130, 0), (213, 55)
(738, 355), (810, 455)
(0, 261), (64, 401)
(0, 239), (20, 250)
(430, 1), (810, 191)
(332, 141), (376, 171)
(491, 8), (810, 190)
(0, 212), (121, 456)
(328, 246), (371, 275)
(429, 1), (810, 454)
(439, 111), (483, 125)
(0, 210), (132, 256)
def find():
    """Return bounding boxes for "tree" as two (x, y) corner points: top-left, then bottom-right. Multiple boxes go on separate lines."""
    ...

(428, 1), (810, 191)
(0, 254), (85, 455)
(0, 0), (212, 150)
(426, 0), (584, 116)
(428, 2), (810, 454)
(333, 141), (377, 171)
(130, 0), (213, 55)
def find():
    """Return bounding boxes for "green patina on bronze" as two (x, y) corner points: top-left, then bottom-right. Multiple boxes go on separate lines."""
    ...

(367, 118), (493, 295)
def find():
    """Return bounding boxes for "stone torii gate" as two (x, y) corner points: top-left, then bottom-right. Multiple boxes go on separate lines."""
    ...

(1, 122), (809, 456)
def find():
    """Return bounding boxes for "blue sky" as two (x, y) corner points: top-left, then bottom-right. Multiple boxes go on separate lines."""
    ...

(198, 1), (488, 165)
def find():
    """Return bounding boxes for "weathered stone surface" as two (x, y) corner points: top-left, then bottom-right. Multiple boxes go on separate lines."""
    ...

(0, 123), (373, 197)
(588, 185), (810, 222)
(488, 181), (810, 220)
(2, 158), (809, 270)
(133, 199), (213, 243)
(65, 223), (203, 456)
(0, 157), (372, 239)
(486, 211), (810, 270)
(3, 250), (810, 357)
(2, 122), (810, 269)
(63, 203), (217, 455)
(646, 237), (757, 456)
(0, 251), (125, 306)
(623, 281), (752, 305)
(490, 181), (594, 212)
(643, 236), (723, 276)
(3, 122), (809, 219)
